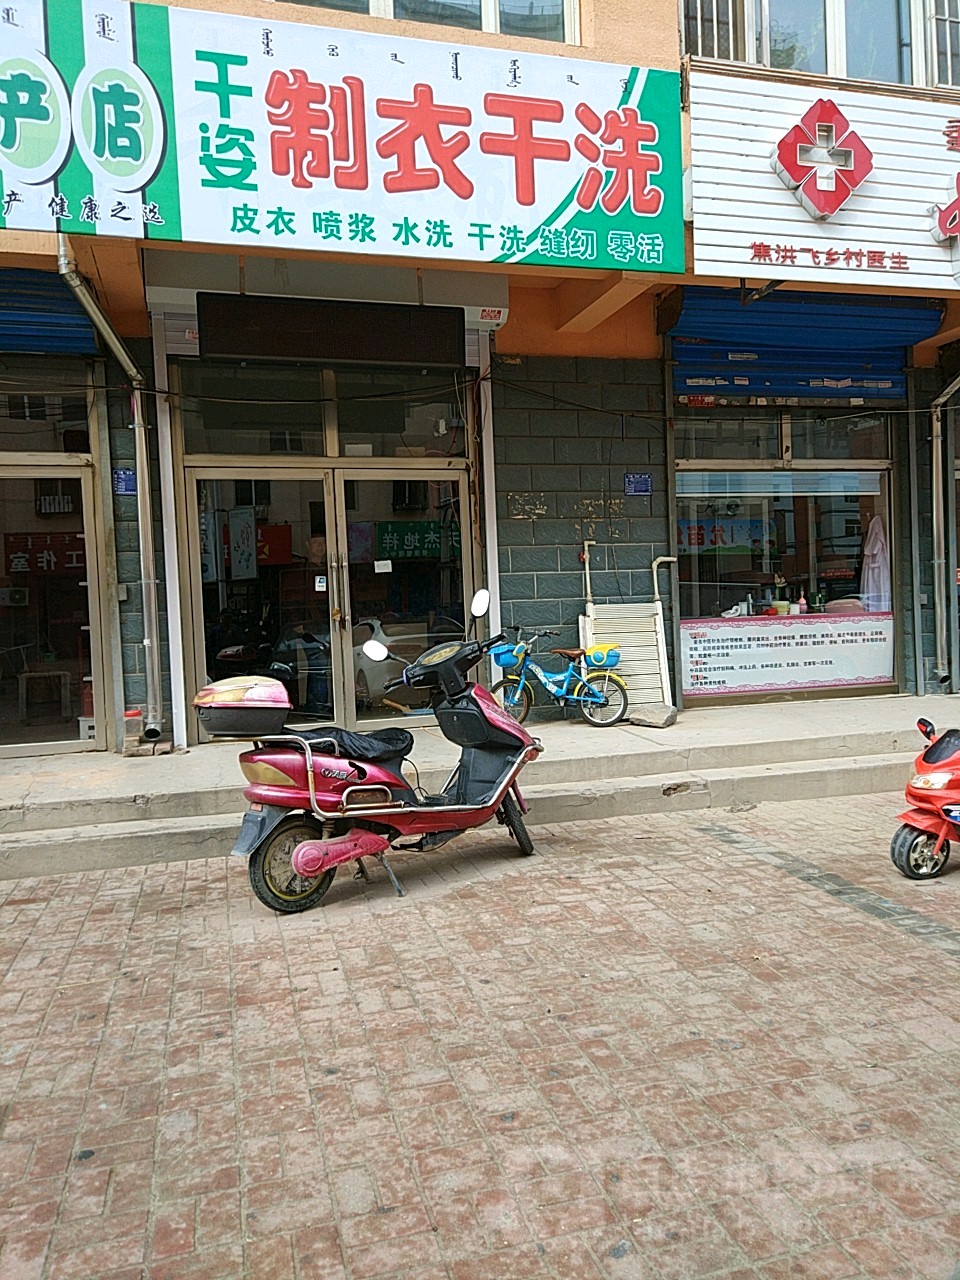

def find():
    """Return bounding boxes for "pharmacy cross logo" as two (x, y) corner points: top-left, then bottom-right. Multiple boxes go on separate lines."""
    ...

(771, 98), (873, 219)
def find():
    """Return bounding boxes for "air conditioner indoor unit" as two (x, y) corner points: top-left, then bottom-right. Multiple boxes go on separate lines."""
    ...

(0, 587), (29, 606)
(463, 305), (509, 331)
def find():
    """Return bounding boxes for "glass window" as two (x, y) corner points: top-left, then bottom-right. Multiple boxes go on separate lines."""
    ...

(292, 0), (369, 9)
(181, 363), (327, 457)
(500, 0), (565, 42)
(790, 410), (890, 460)
(846, 0), (911, 81)
(393, 0), (481, 29)
(677, 470), (890, 618)
(335, 367), (468, 458)
(683, 0), (739, 58)
(936, 0), (960, 84)
(0, 360), (90, 454)
(676, 411), (780, 460)
(767, 0), (827, 72)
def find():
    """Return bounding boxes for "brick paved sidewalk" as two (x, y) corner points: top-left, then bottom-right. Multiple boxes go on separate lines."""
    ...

(3, 794), (960, 1280)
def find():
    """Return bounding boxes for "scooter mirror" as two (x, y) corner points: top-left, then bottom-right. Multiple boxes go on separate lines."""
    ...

(363, 639), (390, 663)
(918, 717), (936, 740)
(470, 588), (491, 618)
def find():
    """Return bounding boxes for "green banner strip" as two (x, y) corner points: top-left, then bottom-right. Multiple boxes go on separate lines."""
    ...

(133, 3), (182, 240)
(45, 0), (94, 234)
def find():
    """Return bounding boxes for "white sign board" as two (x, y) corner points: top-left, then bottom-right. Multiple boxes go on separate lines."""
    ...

(689, 69), (960, 291)
(681, 613), (894, 697)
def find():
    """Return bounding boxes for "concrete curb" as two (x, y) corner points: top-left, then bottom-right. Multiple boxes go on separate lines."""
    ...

(0, 751), (914, 879)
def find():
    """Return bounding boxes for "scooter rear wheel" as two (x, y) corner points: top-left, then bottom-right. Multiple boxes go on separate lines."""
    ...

(248, 816), (337, 913)
(498, 790), (535, 857)
(890, 823), (951, 880)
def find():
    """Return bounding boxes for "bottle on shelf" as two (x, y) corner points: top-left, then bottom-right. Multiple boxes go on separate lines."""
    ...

(798, 591), (808, 613)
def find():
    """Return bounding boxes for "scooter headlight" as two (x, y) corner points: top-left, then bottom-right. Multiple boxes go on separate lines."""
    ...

(910, 772), (953, 790)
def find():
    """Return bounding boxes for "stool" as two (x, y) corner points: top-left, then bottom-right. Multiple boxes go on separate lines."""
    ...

(18, 669), (72, 722)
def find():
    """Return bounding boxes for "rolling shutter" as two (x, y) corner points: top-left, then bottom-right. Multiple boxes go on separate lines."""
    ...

(668, 287), (943, 403)
(0, 269), (99, 355)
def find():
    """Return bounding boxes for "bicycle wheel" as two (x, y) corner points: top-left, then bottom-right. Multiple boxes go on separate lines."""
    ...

(576, 671), (628, 727)
(490, 677), (532, 724)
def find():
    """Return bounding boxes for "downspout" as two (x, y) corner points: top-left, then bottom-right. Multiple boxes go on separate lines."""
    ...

(930, 370), (960, 689)
(58, 235), (163, 740)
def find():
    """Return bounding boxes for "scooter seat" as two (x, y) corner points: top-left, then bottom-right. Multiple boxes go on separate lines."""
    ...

(287, 725), (415, 763)
(549, 647), (585, 659)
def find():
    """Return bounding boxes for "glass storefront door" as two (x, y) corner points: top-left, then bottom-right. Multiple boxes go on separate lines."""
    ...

(188, 468), (471, 731)
(341, 475), (467, 721)
(0, 468), (103, 751)
(193, 474), (338, 724)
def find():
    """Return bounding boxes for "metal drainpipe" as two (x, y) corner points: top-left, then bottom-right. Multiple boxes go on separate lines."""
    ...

(930, 370), (960, 690)
(57, 235), (163, 740)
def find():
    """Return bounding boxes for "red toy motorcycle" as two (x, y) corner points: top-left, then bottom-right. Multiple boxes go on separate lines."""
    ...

(193, 592), (543, 912)
(891, 716), (960, 879)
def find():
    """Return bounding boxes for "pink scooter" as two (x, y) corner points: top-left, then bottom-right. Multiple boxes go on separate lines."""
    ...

(194, 592), (542, 912)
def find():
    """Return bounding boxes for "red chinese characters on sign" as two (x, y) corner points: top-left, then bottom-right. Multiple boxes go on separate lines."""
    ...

(4, 533), (86, 575)
(263, 74), (665, 210)
(772, 99), (873, 220)
(573, 105), (662, 215)
(376, 84), (474, 199)
(749, 241), (909, 271)
(479, 94), (570, 207)
(265, 71), (368, 190)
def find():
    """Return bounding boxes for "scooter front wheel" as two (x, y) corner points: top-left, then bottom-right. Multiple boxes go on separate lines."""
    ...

(248, 816), (337, 913)
(498, 789), (535, 856)
(890, 823), (951, 880)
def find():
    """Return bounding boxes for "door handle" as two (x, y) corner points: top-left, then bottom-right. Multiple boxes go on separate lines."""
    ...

(329, 552), (343, 629)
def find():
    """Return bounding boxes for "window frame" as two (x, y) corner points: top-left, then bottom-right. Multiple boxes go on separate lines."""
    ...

(362, 0), (580, 44)
(681, 0), (934, 87)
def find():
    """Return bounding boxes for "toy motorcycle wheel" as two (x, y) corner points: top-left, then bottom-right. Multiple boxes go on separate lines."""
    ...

(890, 823), (950, 880)
(248, 816), (337, 913)
(497, 790), (534, 857)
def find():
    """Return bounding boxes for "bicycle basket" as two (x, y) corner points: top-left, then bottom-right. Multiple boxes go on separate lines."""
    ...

(491, 642), (523, 669)
(584, 643), (621, 669)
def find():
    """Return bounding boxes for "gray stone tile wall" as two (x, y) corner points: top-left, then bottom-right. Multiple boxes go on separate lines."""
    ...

(492, 354), (672, 705)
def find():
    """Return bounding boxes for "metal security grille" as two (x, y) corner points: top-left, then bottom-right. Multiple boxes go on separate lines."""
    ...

(682, 0), (741, 59)
(935, 0), (960, 85)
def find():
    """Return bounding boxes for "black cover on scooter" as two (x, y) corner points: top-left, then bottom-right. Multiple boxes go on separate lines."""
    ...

(294, 725), (415, 763)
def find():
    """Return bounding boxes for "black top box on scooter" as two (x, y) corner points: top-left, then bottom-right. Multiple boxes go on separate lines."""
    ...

(193, 675), (292, 737)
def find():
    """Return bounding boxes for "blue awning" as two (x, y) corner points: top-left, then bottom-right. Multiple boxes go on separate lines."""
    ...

(0, 269), (99, 355)
(669, 287), (944, 402)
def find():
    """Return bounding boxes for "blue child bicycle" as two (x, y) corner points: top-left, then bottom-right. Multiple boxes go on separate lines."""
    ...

(489, 627), (629, 727)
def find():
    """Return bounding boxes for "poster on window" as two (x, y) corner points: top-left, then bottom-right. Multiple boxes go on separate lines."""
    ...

(0, 0), (683, 273)
(681, 613), (894, 697)
(227, 506), (257, 581)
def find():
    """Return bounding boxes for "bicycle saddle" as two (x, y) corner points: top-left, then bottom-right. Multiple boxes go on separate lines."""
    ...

(549, 647), (585, 659)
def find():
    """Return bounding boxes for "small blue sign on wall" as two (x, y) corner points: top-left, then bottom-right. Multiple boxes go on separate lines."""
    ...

(113, 468), (137, 496)
(624, 472), (653, 496)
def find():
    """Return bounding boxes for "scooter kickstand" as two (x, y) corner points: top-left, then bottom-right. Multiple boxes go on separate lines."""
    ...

(376, 852), (407, 897)
(354, 857), (371, 882)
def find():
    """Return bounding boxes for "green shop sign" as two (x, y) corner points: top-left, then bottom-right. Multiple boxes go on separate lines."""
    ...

(0, 0), (684, 272)
(376, 521), (461, 560)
